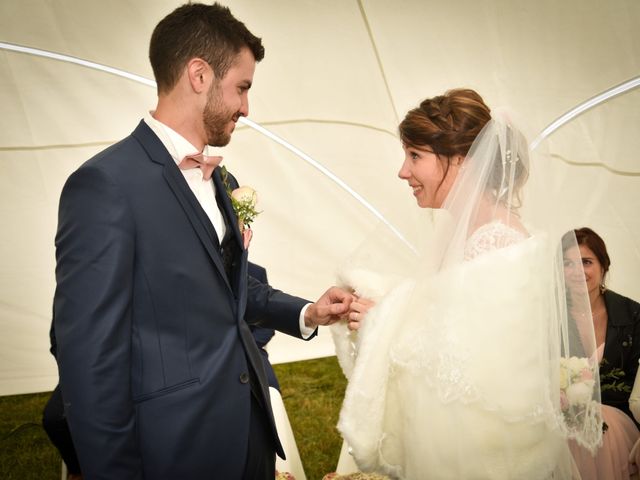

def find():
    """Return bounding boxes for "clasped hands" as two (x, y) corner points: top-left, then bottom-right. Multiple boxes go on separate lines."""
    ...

(304, 287), (375, 331)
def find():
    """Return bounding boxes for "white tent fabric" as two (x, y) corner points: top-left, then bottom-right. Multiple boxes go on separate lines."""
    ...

(1, 0), (639, 396)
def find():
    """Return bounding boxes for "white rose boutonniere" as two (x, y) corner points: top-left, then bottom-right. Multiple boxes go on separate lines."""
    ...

(220, 166), (261, 249)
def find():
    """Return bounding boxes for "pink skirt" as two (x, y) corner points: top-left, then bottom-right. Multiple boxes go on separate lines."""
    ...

(570, 405), (640, 480)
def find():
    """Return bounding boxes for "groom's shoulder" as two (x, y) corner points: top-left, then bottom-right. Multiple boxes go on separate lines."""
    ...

(82, 121), (153, 172)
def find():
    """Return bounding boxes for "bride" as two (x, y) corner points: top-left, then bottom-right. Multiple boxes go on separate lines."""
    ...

(332, 89), (603, 479)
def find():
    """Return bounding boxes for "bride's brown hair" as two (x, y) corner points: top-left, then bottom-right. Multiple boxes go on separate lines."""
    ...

(399, 88), (491, 157)
(400, 88), (529, 209)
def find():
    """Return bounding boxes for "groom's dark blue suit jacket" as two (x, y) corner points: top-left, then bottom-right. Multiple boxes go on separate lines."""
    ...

(53, 121), (311, 479)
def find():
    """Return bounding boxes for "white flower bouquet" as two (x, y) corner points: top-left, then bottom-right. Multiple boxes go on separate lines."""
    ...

(560, 357), (595, 406)
(559, 356), (598, 429)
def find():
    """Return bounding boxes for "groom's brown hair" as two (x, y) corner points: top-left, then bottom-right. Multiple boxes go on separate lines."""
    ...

(149, 2), (265, 95)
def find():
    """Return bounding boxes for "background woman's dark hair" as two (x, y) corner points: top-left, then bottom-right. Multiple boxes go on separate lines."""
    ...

(149, 2), (265, 95)
(574, 227), (611, 274)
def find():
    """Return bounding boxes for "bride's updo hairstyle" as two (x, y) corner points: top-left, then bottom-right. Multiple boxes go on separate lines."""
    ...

(399, 88), (491, 158)
(400, 88), (529, 209)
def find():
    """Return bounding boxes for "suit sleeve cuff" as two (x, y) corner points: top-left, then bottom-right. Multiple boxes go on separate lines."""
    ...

(299, 303), (315, 339)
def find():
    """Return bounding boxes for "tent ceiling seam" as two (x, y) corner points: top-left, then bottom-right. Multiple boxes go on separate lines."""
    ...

(0, 141), (115, 152)
(0, 120), (397, 151)
(236, 118), (397, 138)
(550, 154), (640, 177)
(357, 0), (399, 124)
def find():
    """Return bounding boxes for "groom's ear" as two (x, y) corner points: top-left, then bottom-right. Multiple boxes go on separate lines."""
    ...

(186, 58), (211, 94)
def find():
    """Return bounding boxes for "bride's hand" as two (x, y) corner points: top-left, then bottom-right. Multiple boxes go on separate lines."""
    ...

(348, 296), (376, 331)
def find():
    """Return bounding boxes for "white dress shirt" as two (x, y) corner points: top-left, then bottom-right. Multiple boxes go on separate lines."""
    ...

(144, 112), (226, 240)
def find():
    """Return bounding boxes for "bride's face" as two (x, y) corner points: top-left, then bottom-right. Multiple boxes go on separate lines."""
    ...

(398, 144), (462, 208)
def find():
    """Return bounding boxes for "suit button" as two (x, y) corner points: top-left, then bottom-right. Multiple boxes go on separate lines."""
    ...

(239, 372), (250, 384)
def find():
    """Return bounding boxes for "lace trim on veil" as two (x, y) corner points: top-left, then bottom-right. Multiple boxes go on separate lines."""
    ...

(389, 233), (553, 424)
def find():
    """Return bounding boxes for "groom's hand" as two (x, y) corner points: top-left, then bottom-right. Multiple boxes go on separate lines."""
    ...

(305, 287), (353, 327)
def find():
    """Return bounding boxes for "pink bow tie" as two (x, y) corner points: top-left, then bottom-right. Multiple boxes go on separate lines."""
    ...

(178, 153), (222, 181)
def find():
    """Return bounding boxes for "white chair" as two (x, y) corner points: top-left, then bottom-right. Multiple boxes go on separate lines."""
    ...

(270, 386), (307, 480)
(335, 440), (359, 475)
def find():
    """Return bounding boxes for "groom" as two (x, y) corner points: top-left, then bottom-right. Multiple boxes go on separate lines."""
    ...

(53, 3), (351, 479)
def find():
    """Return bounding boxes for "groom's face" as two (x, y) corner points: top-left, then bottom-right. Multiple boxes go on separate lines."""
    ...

(203, 47), (256, 147)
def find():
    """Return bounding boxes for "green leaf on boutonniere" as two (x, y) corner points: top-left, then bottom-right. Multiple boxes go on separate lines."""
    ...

(219, 165), (261, 229)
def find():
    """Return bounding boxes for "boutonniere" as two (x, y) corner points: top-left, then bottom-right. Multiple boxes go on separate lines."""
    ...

(220, 166), (261, 249)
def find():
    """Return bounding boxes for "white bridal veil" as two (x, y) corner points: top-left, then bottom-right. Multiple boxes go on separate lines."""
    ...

(333, 113), (602, 479)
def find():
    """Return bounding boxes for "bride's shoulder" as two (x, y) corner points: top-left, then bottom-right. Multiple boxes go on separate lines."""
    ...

(464, 220), (529, 260)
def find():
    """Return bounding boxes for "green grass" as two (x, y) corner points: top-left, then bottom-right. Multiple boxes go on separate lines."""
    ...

(274, 357), (348, 480)
(0, 357), (346, 480)
(0, 392), (60, 479)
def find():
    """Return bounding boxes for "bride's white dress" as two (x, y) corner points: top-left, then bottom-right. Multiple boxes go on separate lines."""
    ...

(333, 222), (573, 479)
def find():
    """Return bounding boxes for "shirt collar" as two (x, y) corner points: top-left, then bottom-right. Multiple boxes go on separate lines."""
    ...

(144, 111), (200, 166)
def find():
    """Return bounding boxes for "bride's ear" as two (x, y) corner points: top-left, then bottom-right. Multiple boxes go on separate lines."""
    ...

(452, 155), (464, 167)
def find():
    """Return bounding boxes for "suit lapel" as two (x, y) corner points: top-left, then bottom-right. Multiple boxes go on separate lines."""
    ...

(212, 170), (275, 438)
(131, 121), (233, 295)
(131, 122), (280, 452)
(213, 169), (243, 249)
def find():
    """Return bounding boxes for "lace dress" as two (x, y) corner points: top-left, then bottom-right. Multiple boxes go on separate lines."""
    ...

(333, 222), (574, 479)
(463, 221), (526, 260)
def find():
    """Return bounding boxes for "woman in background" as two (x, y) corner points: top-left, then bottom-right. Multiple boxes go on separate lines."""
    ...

(566, 227), (640, 479)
